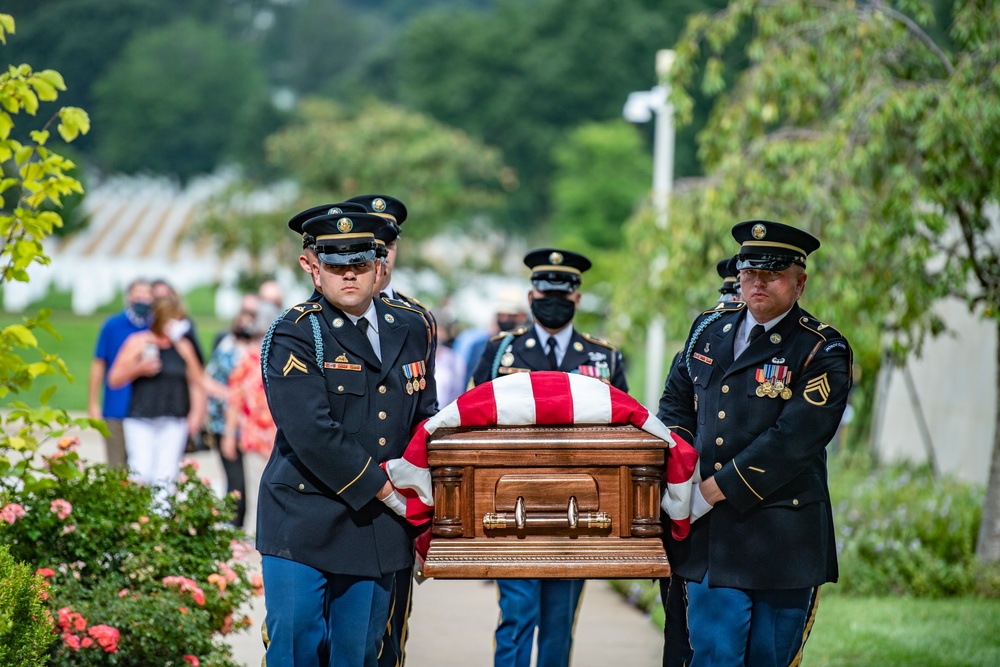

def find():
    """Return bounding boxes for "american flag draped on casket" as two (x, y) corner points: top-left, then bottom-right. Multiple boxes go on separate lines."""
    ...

(382, 371), (699, 541)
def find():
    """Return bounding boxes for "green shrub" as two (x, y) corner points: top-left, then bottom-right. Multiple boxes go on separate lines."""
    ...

(1, 444), (260, 667)
(831, 456), (993, 597)
(0, 544), (55, 667)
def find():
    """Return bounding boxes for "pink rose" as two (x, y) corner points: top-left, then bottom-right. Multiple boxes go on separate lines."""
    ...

(62, 633), (81, 651)
(50, 499), (73, 519)
(57, 435), (80, 451)
(88, 624), (120, 653)
(184, 655), (200, 666)
(35, 567), (56, 578)
(1, 503), (26, 524)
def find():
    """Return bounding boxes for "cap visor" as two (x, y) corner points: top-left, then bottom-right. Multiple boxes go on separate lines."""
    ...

(736, 256), (796, 271)
(531, 279), (576, 293)
(317, 249), (378, 266)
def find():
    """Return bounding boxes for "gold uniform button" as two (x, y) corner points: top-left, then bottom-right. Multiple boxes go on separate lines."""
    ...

(718, 411), (726, 419)
(792, 499), (799, 506)
(378, 437), (387, 446)
(378, 385), (387, 394)
(378, 411), (387, 420)
(714, 462), (722, 471)
(298, 484), (305, 490)
(337, 385), (345, 392)
(715, 437), (724, 446)
(721, 385), (730, 393)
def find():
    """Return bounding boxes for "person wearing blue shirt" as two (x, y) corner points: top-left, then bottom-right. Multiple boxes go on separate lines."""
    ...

(87, 278), (153, 468)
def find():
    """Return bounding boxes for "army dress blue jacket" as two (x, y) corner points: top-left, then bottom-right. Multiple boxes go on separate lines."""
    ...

(256, 295), (437, 577)
(658, 301), (852, 590)
(470, 325), (628, 392)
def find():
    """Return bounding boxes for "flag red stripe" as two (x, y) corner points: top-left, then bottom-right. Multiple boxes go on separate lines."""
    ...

(530, 372), (574, 424)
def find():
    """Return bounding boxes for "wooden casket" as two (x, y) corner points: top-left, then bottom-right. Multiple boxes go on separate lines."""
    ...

(420, 423), (672, 579)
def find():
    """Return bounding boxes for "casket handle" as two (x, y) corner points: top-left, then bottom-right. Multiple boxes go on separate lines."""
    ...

(484, 496), (610, 531)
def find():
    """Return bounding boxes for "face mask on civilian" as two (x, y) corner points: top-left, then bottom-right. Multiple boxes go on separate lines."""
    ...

(125, 302), (152, 326)
(530, 295), (576, 330)
(165, 318), (191, 343)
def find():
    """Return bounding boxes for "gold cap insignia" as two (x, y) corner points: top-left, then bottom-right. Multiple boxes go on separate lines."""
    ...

(328, 207), (343, 215)
(549, 251), (564, 265)
(752, 223), (766, 239)
(337, 217), (353, 233)
(373, 198), (387, 212)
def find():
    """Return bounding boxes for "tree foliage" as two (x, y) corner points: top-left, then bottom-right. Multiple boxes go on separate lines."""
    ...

(92, 19), (269, 181)
(264, 97), (517, 238)
(617, 0), (1000, 562)
(397, 0), (712, 223)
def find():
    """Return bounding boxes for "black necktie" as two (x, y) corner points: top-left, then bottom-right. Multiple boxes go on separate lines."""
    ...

(747, 323), (765, 343)
(356, 317), (379, 359)
(546, 337), (559, 370)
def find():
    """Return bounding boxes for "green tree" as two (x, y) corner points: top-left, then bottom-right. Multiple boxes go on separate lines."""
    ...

(397, 0), (708, 225)
(190, 97), (516, 280)
(92, 19), (269, 181)
(618, 0), (1000, 563)
(549, 120), (652, 251)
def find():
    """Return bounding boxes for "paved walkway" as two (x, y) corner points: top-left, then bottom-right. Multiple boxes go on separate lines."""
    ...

(51, 420), (665, 667)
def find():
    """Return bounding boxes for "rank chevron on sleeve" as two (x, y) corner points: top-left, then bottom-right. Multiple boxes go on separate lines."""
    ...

(283, 353), (309, 376)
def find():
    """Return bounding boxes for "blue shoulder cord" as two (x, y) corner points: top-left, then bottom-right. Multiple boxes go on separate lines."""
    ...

(261, 310), (324, 389)
(490, 333), (515, 380)
(684, 311), (724, 377)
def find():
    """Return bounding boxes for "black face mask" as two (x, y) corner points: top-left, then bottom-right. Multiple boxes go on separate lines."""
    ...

(233, 326), (254, 340)
(530, 295), (576, 330)
(125, 302), (152, 327)
(496, 316), (521, 332)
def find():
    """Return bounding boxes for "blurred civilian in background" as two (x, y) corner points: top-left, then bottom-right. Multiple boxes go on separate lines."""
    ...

(87, 278), (153, 468)
(219, 300), (281, 532)
(108, 293), (206, 508)
(204, 293), (259, 526)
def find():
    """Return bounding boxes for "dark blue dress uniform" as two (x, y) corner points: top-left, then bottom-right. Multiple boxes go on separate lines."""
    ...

(470, 248), (628, 667)
(472, 325), (627, 390)
(257, 210), (436, 667)
(657, 220), (852, 667)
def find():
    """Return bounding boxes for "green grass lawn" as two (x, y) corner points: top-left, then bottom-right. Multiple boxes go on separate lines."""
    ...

(0, 285), (227, 412)
(803, 595), (1000, 667)
(636, 586), (1000, 666)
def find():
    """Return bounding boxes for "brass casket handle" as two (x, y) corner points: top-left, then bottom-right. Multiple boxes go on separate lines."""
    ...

(484, 495), (610, 531)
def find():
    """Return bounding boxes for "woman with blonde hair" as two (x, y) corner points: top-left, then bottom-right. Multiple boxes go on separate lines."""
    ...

(109, 294), (206, 506)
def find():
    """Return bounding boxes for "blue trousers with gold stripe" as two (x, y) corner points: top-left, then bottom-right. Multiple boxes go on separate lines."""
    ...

(686, 574), (812, 667)
(262, 555), (396, 667)
(494, 578), (585, 667)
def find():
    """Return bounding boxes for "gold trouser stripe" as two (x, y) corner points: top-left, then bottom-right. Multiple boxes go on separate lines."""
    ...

(787, 586), (821, 667)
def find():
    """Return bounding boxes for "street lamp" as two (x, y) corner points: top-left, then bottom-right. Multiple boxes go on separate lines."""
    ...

(623, 49), (676, 409)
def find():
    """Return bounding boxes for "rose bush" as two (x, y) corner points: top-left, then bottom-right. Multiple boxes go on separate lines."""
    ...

(1, 442), (262, 667)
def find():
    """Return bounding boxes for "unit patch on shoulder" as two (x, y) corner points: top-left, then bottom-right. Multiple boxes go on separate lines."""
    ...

(283, 353), (309, 376)
(824, 340), (847, 353)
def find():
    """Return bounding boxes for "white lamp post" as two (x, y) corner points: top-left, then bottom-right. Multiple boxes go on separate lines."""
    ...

(623, 49), (676, 409)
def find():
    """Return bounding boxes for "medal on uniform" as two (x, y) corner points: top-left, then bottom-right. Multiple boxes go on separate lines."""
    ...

(418, 360), (427, 390)
(403, 363), (415, 394)
(755, 364), (792, 399)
